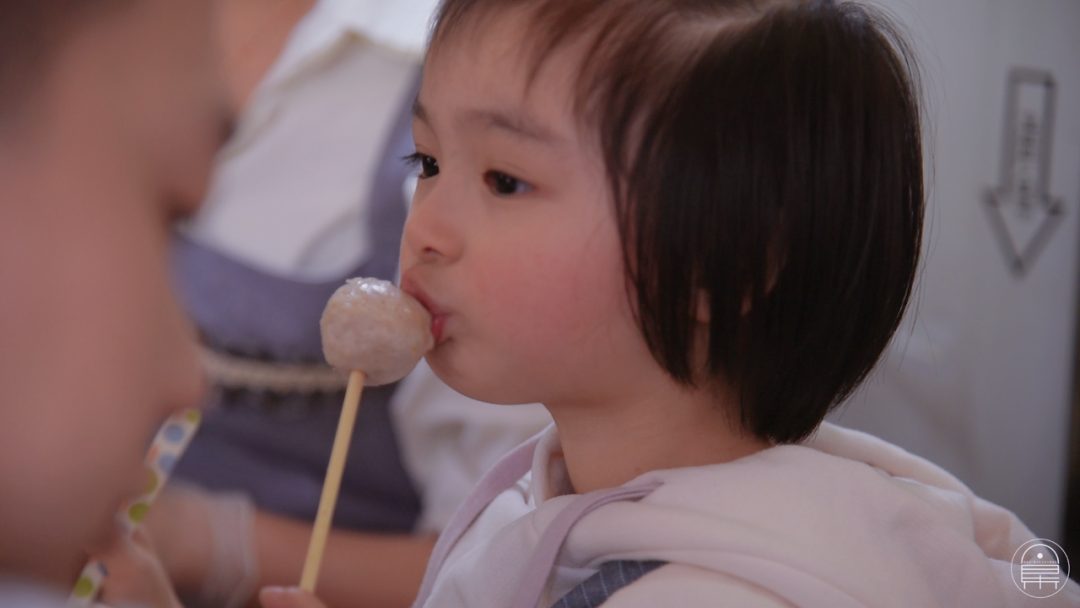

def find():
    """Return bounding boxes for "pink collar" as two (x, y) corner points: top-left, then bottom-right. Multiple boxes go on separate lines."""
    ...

(412, 427), (662, 608)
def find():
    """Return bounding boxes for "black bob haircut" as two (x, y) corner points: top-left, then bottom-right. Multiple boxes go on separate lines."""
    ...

(428, 0), (925, 444)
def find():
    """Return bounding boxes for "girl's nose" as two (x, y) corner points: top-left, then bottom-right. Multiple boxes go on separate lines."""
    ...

(402, 177), (465, 265)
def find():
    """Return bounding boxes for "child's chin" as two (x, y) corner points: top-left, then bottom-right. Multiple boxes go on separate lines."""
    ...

(453, 380), (538, 407)
(426, 347), (539, 404)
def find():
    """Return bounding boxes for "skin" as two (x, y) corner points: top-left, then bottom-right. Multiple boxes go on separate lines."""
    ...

(0, 0), (231, 591)
(261, 587), (326, 608)
(141, 2), (436, 607)
(98, 531), (184, 608)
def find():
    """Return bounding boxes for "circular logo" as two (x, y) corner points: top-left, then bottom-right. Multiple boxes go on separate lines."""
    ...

(1011, 538), (1071, 599)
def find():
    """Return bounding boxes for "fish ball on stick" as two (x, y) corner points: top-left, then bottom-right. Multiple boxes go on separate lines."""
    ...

(301, 278), (433, 593)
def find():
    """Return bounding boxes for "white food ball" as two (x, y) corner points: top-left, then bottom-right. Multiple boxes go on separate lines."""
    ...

(320, 277), (433, 386)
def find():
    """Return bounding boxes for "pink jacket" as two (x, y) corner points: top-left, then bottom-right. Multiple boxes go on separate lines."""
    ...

(413, 423), (1080, 608)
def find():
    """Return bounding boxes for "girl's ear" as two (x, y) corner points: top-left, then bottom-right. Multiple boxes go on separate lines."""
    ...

(738, 251), (784, 318)
(700, 242), (783, 322)
(745, 233), (786, 316)
(696, 289), (755, 321)
(695, 290), (711, 324)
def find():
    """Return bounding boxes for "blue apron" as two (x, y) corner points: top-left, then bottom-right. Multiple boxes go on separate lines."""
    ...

(170, 74), (422, 533)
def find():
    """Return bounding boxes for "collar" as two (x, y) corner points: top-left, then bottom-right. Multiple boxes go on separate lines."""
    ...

(529, 424), (576, 504)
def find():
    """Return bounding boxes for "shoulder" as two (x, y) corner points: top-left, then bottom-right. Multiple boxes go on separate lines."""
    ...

(600, 564), (795, 608)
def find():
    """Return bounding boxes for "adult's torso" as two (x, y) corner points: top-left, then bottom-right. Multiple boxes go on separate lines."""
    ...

(171, 11), (424, 530)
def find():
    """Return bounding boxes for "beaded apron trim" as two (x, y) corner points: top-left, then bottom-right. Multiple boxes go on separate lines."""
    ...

(200, 345), (348, 394)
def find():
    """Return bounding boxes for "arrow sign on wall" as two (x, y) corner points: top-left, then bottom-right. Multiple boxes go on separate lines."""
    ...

(985, 67), (1064, 277)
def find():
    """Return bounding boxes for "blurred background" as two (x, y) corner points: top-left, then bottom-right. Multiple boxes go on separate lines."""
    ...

(825, 0), (1079, 560)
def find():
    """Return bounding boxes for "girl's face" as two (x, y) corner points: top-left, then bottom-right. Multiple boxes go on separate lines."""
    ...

(0, 0), (229, 584)
(401, 10), (661, 409)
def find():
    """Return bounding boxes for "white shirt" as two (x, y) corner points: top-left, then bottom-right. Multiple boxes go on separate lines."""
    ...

(184, 0), (433, 279)
(181, 0), (552, 534)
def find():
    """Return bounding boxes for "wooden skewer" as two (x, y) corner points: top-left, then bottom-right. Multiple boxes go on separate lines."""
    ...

(300, 369), (365, 593)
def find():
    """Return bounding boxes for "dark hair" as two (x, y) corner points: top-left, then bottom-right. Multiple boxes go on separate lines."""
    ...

(0, 1), (132, 116)
(429, 0), (925, 444)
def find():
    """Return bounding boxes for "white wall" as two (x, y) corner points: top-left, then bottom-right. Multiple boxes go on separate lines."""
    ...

(828, 0), (1080, 540)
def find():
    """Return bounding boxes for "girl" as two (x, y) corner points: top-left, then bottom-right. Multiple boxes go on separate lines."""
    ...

(269, 0), (1080, 607)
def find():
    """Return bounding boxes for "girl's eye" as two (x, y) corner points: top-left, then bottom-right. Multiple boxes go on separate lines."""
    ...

(484, 171), (533, 196)
(405, 153), (440, 179)
(421, 155), (440, 178)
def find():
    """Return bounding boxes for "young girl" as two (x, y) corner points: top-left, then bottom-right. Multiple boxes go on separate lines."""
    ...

(267, 0), (1080, 607)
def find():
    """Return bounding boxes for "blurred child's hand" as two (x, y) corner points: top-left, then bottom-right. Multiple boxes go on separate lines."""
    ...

(142, 486), (214, 593)
(143, 484), (259, 607)
(97, 528), (184, 608)
(259, 587), (329, 608)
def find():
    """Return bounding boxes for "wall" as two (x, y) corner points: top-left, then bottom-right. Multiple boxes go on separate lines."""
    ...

(828, 0), (1080, 540)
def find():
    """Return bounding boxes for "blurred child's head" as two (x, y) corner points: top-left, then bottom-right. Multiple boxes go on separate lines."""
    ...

(402, 0), (922, 443)
(0, 0), (231, 586)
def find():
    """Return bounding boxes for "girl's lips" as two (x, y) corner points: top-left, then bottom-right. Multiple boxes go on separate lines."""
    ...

(400, 276), (449, 344)
(429, 314), (447, 344)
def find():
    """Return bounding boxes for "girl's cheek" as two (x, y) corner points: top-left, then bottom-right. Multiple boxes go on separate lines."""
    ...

(478, 242), (613, 342)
